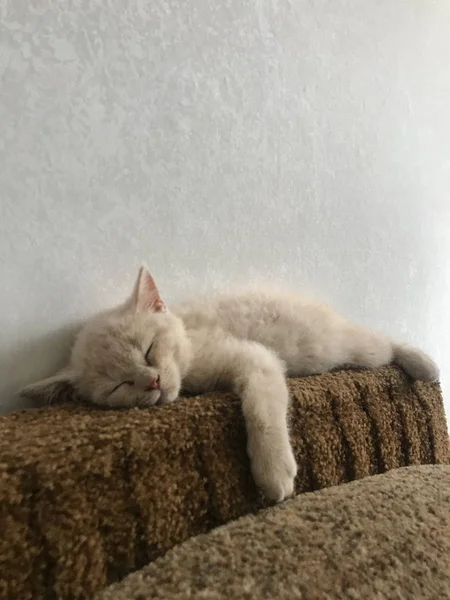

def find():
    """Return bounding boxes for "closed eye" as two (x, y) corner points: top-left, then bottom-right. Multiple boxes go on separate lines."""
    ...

(109, 380), (134, 396)
(145, 342), (154, 364)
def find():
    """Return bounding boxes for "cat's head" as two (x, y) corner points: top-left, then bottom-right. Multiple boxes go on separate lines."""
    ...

(21, 267), (192, 408)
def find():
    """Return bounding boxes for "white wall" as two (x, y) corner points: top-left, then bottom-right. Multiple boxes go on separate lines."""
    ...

(1, 0), (449, 415)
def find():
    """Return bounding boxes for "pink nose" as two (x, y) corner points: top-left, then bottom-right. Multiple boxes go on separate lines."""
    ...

(145, 376), (160, 391)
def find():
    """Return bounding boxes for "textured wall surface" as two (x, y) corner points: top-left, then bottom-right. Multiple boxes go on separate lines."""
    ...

(0, 0), (449, 414)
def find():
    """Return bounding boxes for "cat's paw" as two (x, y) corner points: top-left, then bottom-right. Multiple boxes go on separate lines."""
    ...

(248, 432), (297, 503)
(395, 345), (440, 382)
(407, 350), (440, 382)
(412, 354), (440, 383)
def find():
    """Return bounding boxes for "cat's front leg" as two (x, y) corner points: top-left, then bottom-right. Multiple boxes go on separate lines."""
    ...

(188, 332), (297, 502)
(245, 415), (297, 502)
(240, 352), (297, 502)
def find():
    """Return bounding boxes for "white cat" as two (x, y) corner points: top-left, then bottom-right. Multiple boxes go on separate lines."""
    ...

(21, 267), (439, 502)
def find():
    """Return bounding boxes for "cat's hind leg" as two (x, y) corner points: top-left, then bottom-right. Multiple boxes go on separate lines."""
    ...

(346, 326), (439, 382)
(393, 343), (439, 382)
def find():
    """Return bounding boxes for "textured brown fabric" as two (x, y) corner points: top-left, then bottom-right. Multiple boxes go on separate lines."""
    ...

(96, 465), (450, 600)
(0, 367), (448, 600)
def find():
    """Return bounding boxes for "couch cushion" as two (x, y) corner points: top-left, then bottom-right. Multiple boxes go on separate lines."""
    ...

(96, 465), (450, 600)
(0, 366), (448, 599)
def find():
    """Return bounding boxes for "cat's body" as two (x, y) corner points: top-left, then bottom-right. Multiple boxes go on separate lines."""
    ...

(22, 268), (439, 503)
(177, 289), (388, 386)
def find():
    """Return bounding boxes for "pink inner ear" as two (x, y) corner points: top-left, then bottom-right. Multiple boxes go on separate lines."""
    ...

(152, 298), (166, 312)
(136, 269), (167, 313)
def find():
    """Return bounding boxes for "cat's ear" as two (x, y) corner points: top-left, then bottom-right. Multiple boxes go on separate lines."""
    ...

(20, 369), (78, 404)
(128, 266), (167, 313)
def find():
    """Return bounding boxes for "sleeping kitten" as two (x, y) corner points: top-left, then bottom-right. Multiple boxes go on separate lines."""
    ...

(21, 267), (439, 502)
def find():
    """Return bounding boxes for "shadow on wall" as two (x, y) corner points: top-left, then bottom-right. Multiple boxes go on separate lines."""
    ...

(0, 322), (81, 413)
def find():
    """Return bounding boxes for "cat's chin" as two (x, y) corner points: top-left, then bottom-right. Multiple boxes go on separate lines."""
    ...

(158, 388), (180, 406)
(136, 388), (179, 408)
(136, 390), (161, 408)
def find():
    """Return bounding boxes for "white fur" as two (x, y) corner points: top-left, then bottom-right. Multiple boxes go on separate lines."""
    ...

(21, 268), (440, 503)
